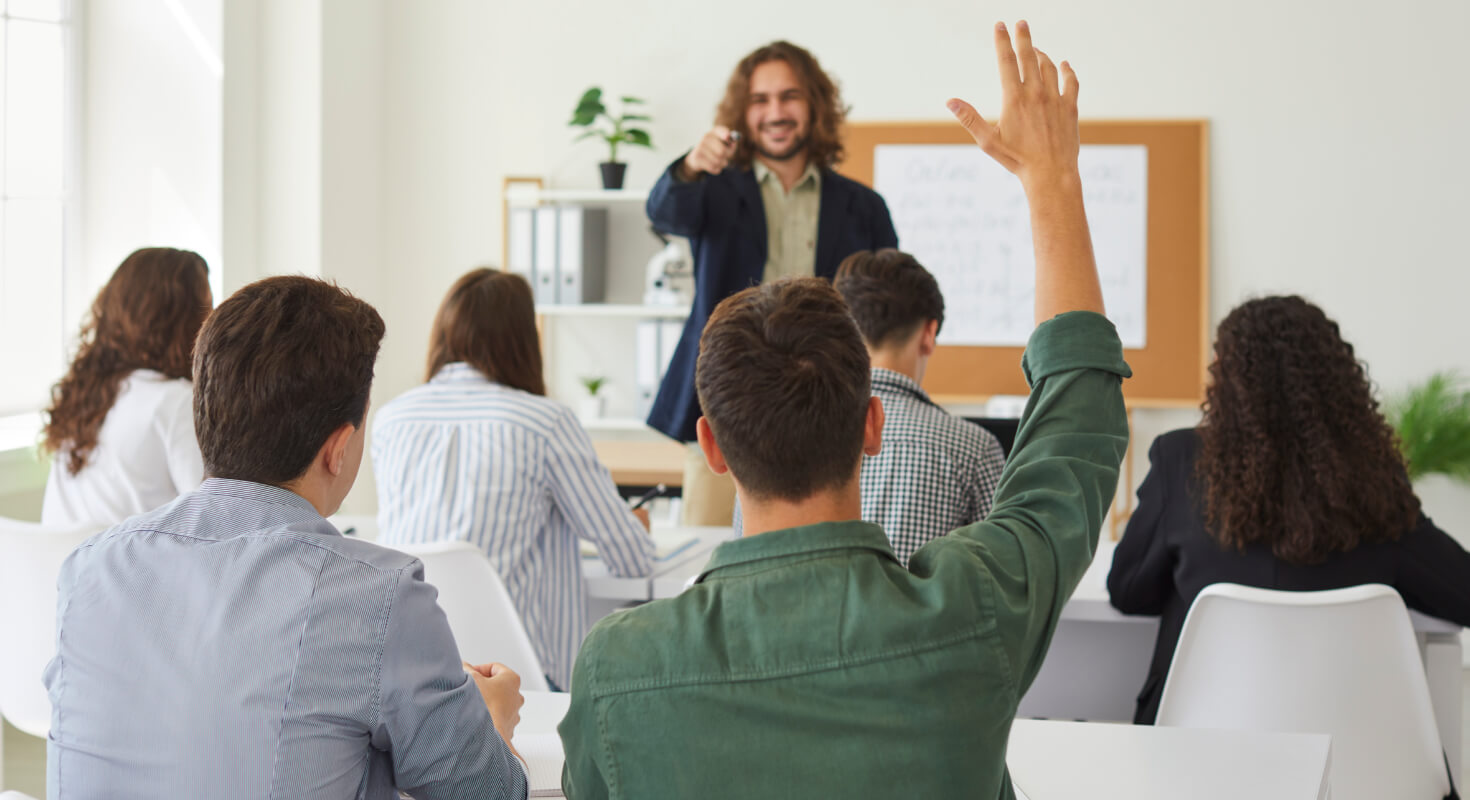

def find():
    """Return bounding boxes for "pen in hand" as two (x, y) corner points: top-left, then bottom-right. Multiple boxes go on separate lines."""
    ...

(631, 483), (668, 511)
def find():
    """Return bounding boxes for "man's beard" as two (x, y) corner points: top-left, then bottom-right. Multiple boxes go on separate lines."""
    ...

(755, 122), (808, 161)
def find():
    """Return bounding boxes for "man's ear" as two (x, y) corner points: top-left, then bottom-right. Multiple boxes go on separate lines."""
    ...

(695, 416), (730, 476)
(322, 422), (357, 477)
(863, 396), (884, 457)
(918, 319), (940, 358)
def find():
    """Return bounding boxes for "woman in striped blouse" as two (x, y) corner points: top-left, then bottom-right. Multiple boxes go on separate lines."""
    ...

(372, 268), (653, 691)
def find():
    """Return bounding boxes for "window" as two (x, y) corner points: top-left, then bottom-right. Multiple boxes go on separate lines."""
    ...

(0, 0), (72, 441)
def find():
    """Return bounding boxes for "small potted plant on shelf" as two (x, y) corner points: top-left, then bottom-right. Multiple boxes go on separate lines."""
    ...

(579, 375), (608, 420)
(1388, 371), (1470, 483)
(569, 87), (653, 190)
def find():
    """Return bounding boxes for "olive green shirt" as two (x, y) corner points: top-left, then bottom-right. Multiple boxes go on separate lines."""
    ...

(754, 159), (821, 282)
(559, 311), (1131, 799)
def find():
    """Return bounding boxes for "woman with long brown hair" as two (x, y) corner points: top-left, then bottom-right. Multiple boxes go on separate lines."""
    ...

(371, 268), (652, 691)
(1108, 295), (1470, 724)
(41, 247), (212, 527)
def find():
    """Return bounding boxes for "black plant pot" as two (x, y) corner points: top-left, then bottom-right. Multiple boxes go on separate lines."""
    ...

(600, 162), (627, 190)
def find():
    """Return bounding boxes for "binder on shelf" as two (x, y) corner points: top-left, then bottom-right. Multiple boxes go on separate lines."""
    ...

(555, 205), (607, 304)
(508, 207), (534, 281)
(532, 206), (559, 305)
(635, 318), (685, 419)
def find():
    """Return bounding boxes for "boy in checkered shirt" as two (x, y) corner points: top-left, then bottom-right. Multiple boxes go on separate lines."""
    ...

(834, 250), (1007, 566)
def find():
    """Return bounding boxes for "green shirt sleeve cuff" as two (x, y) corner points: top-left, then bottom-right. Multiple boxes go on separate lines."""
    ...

(1021, 310), (1133, 387)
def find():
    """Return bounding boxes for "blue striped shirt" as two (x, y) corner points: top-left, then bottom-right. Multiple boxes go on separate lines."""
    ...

(371, 363), (654, 689)
(45, 478), (527, 800)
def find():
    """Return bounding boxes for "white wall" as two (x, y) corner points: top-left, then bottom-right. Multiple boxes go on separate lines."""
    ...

(83, 0), (222, 302)
(364, 0), (1470, 534)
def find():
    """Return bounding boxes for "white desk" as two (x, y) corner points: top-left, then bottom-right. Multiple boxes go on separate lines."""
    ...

(1021, 539), (1463, 782)
(512, 693), (1329, 800)
(581, 525), (732, 601)
(1009, 719), (1331, 799)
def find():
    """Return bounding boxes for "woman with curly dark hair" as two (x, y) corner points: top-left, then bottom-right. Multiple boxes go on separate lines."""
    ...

(1108, 295), (1470, 724)
(41, 247), (212, 527)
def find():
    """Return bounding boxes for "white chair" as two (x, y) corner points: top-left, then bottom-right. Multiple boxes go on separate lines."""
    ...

(0, 516), (99, 789)
(1156, 583), (1451, 800)
(396, 540), (551, 692)
(1, 791), (42, 800)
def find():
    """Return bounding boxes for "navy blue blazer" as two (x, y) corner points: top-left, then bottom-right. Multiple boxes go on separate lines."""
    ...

(644, 156), (898, 442)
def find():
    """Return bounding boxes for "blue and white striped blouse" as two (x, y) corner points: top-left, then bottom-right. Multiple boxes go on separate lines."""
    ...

(371, 363), (653, 689)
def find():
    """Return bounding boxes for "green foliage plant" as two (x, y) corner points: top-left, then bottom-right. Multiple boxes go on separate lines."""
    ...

(569, 87), (653, 164)
(1388, 372), (1470, 483)
(580, 375), (607, 396)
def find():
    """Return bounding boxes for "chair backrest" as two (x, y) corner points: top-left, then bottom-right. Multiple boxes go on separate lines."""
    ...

(395, 540), (550, 693)
(1156, 582), (1449, 800)
(0, 517), (99, 738)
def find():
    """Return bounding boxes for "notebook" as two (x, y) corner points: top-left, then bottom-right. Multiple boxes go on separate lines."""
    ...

(515, 733), (565, 797)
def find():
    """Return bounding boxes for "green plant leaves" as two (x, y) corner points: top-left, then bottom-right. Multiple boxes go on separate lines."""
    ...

(569, 86), (606, 127)
(1387, 372), (1470, 483)
(570, 88), (653, 153)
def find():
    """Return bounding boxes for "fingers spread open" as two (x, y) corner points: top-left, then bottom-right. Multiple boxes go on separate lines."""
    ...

(947, 98), (1019, 173)
(1061, 60), (1080, 105)
(1014, 20), (1038, 89)
(993, 22), (1021, 91)
(1035, 49), (1059, 97)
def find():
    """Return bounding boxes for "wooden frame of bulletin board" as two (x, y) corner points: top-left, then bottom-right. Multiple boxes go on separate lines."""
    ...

(838, 120), (1211, 410)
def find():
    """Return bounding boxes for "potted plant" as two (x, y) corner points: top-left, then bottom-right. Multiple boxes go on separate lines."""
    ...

(569, 87), (653, 190)
(579, 375), (608, 420)
(1387, 372), (1470, 483)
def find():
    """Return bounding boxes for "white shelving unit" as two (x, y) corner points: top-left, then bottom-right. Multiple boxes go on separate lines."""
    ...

(536, 303), (688, 319)
(505, 186), (651, 208)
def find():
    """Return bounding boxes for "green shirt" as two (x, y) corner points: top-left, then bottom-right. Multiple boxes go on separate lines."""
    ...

(559, 311), (1131, 799)
(754, 159), (821, 282)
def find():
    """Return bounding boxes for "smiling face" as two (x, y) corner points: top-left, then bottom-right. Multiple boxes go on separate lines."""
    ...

(744, 59), (810, 163)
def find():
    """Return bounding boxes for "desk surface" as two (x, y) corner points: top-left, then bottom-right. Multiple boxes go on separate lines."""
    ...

(514, 693), (1329, 800)
(582, 526), (733, 601)
(1009, 719), (1331, 799)
(591, 439), (685, 489)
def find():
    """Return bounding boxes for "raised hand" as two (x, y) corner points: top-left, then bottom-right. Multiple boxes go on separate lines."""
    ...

(946, 20), (1103, 321)
(946, 20), (1080, 192)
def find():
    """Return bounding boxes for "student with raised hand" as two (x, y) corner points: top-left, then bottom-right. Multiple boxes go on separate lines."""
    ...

(834, 248), (1006, 566)
(41, 247), (211, 528)
(1108, 294), (1470, 725)
(559, 22), (1129, 798)
(372, 268), (654, 692)
(46, 276), (528, 798)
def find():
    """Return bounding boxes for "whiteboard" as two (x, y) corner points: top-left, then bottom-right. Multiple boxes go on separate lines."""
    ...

(874, 144), (1148, 348)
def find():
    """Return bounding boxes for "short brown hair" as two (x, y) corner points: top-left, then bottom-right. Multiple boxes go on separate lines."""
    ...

(695, 278), (870, 501)
(715, 41), (848, 169)
(834, 249), (946, 350)
(425, 268), (545, 395)
(44, 247), (211, 474)
(193, 276), (384, 485)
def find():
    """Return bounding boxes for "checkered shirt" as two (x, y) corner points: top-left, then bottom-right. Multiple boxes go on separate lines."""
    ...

(864, 367), (1006, 566)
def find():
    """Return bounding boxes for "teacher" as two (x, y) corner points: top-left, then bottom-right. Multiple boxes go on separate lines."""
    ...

(646, 40), (898, 524)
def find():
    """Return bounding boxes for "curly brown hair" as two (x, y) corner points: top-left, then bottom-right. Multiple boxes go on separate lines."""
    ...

(1197, 295), (1420, 564)
(715, 41), (848, 169)
(42, 248), (211, 475)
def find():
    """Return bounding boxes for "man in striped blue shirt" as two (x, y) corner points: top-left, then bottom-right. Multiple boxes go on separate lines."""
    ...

(45, 277), (529, 799)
